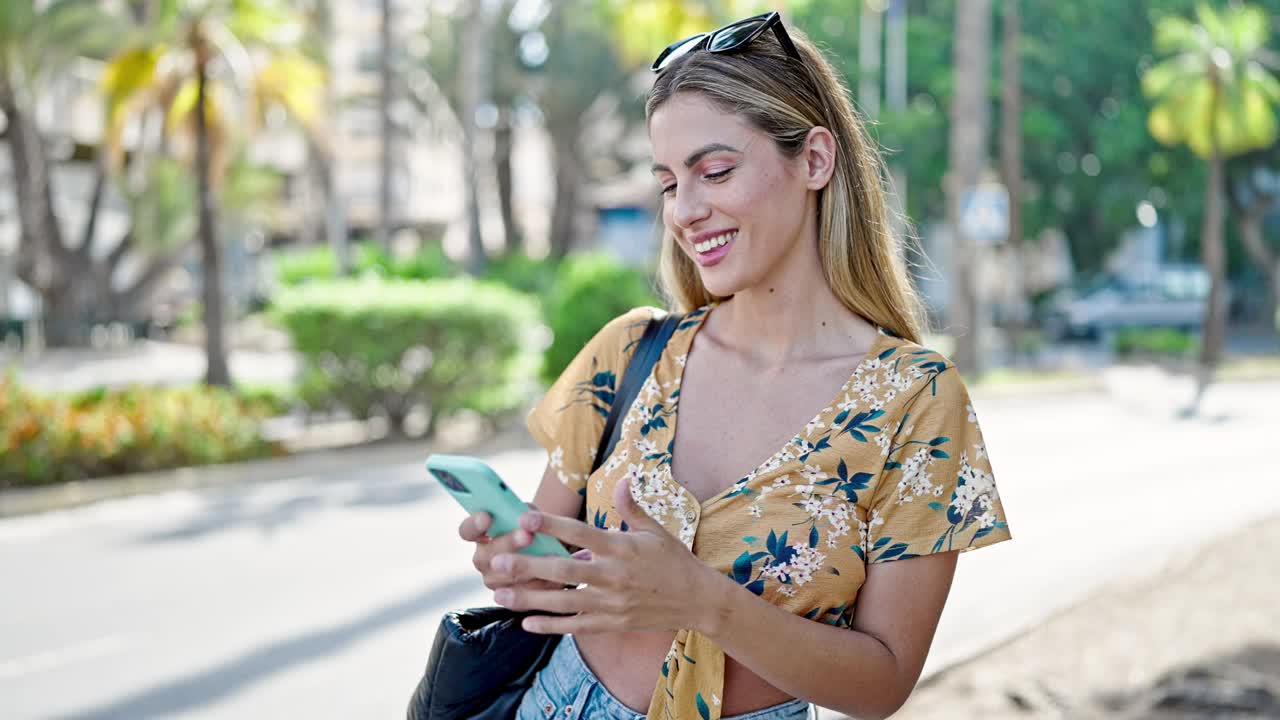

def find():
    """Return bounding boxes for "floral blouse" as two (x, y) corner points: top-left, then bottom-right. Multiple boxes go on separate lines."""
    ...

(526, 304), (1012, 720)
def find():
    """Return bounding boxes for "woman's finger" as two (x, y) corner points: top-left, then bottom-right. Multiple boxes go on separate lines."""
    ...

(519, 511), (621, 554)
(494, 585), (594, 614)
(476, 530), (535, 581)
(491, 551), (603, 587)
(521, 611), (616, 635)
(458, 512), (492, 542)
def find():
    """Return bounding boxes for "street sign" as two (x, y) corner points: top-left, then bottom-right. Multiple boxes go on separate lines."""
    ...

(960, 182), (1009, 244)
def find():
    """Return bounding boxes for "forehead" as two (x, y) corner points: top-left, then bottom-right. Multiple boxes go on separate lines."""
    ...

(649, 93), (759, 165)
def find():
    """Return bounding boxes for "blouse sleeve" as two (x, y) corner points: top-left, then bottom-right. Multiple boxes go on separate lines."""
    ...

(863, 366), (1012, 563)
(526, 307), (661, 494)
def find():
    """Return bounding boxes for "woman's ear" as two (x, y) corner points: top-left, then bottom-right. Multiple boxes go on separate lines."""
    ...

(803, 126), (837, 191)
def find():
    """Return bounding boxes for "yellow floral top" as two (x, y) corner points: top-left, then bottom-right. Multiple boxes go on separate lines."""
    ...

(526, 304), (1013, 720)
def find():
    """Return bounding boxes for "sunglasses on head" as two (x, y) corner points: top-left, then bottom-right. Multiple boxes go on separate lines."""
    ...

(651, 11), (801, 74)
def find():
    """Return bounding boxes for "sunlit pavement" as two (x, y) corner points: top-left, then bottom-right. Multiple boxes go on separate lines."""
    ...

(3, 341), (300, 394)
(2, 379), (1277, 719)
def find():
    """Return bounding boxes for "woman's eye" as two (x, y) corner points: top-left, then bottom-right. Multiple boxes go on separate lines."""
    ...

(659, 168), (731, 197)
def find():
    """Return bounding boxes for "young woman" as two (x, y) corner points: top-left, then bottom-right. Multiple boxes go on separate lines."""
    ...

(458, 12), (1012, 720)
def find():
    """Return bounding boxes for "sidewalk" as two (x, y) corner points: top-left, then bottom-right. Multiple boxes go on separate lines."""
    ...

(1, 340), (298, 394)
(889, 513), (1280, 719)
(0, 415), (538, 519)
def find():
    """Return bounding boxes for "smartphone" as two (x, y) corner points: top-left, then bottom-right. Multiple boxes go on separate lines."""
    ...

(426, 454), (571, 558)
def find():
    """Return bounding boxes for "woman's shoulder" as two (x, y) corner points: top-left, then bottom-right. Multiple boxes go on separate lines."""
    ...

(870, 329), (974, 409)
(874, 329), (957, 372)
(604, 305), (668, 333)
(590, 306), (668, 350)
(572, 305), (685, 371)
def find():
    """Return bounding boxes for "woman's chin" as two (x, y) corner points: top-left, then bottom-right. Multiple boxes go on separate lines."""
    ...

(697, 271), (744, 299)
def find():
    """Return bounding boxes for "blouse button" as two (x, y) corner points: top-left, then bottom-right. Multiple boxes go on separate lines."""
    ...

(543, 702), (554, 716)
(683, 510), (697, 523)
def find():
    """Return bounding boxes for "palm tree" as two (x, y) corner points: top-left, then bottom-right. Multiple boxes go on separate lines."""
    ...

(102, 0), (324, 387)
(458, 0), (496, 274)
(0, 0), (123, 345)
(858, 0), (882, 120)
(299, 0), (348, 273)
(376, 0), (393, 251)
(1000, 0), (1026, 362)
(1143, 3), (1280, 408)
(947, 0), (993, 375)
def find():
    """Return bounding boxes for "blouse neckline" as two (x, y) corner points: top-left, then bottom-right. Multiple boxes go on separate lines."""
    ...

(662, 302), (895, 511)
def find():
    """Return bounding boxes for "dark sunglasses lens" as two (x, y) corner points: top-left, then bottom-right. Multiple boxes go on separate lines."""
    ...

(654, 33), (706, 71)
(707, 19), (767, 52)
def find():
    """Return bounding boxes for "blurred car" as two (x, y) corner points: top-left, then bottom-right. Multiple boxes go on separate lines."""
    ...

(1041, 265), (1213, 341)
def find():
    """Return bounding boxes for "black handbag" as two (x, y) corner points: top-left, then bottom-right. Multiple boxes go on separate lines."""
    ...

(407, 312), (684, 720)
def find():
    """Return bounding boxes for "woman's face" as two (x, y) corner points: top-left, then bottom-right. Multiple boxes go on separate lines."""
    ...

(649, 93), (816, 298)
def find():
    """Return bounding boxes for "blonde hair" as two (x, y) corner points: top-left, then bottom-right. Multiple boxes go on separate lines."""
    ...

(646, 21), (926, 343)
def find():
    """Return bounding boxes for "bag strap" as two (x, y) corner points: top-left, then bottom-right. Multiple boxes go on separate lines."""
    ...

(591, 312), (684, 475)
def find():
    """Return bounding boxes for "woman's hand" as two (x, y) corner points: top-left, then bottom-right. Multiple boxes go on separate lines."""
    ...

(489, 479), (723, 634)
(458, 510), (568, 594)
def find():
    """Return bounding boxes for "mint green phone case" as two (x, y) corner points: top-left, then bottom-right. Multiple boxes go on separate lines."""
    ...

(426, 454), (570, 558)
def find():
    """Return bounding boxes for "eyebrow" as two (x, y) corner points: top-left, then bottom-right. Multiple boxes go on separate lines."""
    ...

(651, 142), (741, 173)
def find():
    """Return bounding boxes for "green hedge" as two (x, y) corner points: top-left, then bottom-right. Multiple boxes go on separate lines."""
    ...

(541, 253), (661, 385)
(273, 241), (456, 287)
(483, 253), (559, 298)
(1, 378), (276, 487)
(272, 277), (541, 435)
(1112, 327), (1198, 358)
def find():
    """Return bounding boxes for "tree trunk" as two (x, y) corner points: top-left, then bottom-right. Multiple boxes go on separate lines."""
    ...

(113, 247), (183, 322)
(195, 57), (231, 387)
(1238, 211), (1279, 336)
(307, 137), (349, 274)
(1000, 0), (1026, 363)
(548, 138), (581, 260)
(885, 0), (909, 304)
(376, 0), (394, 251)
(494, 108), (521, 255)
(459, 0), (493, 274)
(1191, 149), (1227, 410)
(0, 71), (73, 339)
(947, 0), (992, 375)
(1188, 72), (1230, 414)
(858, 1), (882, 120)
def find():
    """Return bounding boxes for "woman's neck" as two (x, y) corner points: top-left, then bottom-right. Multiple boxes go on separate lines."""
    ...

(709, 230), (878, 370)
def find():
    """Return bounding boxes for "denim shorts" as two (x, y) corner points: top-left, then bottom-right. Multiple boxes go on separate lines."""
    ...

(516, 635), (815, 720)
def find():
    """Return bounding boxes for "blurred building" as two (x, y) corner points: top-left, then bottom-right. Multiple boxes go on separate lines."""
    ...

(305, 0), (462, 240)
(0, 0), (474, 332)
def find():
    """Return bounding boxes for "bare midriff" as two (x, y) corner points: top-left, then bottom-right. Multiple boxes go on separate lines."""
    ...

(574, 630), (795, 716)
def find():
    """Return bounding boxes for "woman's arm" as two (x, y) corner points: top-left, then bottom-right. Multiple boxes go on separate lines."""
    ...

(696, 550), (958, 720)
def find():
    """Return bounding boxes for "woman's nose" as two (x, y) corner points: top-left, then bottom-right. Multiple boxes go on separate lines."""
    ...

(671, 188), (711, 229)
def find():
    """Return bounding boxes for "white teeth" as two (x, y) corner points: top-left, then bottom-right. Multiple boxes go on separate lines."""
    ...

(694, 231), (737, 253)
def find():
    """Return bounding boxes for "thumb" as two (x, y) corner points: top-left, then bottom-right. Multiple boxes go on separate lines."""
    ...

(612, 477), (662, 533)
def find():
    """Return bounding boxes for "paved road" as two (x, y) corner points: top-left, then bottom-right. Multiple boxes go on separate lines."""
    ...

(2, 374), (1277, 719)
(2, 341), (299, 394)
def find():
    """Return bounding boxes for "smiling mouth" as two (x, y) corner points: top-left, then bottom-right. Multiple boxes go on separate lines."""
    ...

(693, 230), (738, 253)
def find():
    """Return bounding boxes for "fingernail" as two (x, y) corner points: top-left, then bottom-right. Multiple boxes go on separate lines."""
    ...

(494, 589), (512, 605)
(520, 512), (541, 531)
(515, 530), (531, 546)
(493, 555), (512, 572)
(571, 549), (593, 561)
